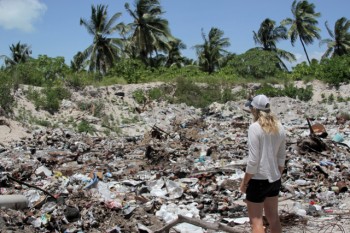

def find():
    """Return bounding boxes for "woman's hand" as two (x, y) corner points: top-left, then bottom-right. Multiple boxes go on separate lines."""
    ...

(240, 181), (248, 193)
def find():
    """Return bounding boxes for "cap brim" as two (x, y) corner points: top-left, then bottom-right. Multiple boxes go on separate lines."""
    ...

(245, 100), (252, 108)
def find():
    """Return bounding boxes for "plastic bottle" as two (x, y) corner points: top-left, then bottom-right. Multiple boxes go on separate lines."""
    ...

(0, 195), (28, 210)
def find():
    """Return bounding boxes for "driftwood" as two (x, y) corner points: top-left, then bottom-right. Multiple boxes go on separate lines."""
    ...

(138, 214), (248, 233)
(190, 165), (246, 176)
(7, 175), (57, 199)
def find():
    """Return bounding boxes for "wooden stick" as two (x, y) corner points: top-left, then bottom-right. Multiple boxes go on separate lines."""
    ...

(153, 214), (248, 233)
(7, 175), (57, 199)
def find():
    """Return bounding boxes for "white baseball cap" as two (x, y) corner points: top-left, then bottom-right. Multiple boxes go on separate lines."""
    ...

(245, 94), (270, 111)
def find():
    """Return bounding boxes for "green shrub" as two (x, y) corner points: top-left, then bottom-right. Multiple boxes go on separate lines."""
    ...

(318, 55), (350, 86)
(77, 120), (95, 134)
(26, 87), (44, 110)
(256, 83), (313, 101)
(174, 78), (207, 108)
(7, 61), (44, 86)
(132, 90), (147, 104)
(42, 84), (71, 114)
(107, 59), (150, 84)
(77, 100), (105, 117)
(228, 49), (285, 79)
(222, 88), (234, 102)
(121, 115), (139, 125)
(65, 72), (92, 90)
(295, 85), (313, 101)
(151, 65), (206, 82)
(36, 55), (69, 81)
(290, 60), (318, 81)
(328, 93), (335, 103)
(173, 77), (239, 108)
(255, 84), (283, 97)
(26, 82), (71, 114)
(337, 95), (346, 102)
(148, 87), (163, 101)
(0, 73), (15, 115)
(33, 118), (51, 127)
(6, 55), (69, 86)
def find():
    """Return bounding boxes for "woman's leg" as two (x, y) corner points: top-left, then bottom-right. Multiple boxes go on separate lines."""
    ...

(247, 200), (265, 233)
(263, 196), (281, 233)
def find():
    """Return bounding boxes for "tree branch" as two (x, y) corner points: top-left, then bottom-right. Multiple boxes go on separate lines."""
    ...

(138, 214), (248, 233)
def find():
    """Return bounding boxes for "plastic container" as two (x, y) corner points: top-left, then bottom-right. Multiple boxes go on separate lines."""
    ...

(0, 195), (29, 210)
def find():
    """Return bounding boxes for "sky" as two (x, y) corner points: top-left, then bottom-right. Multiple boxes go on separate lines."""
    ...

(0, 0), (349, 68)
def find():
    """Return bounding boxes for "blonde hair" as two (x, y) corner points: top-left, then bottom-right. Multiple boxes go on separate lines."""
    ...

(252, 108), (280, 134)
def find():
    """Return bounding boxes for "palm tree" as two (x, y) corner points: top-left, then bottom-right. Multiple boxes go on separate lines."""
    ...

(194, 27), (230, 74)
(253, 18), (296, 70)
(80, 4), (124, 74)
(124, 0), (175, 66)
(320, 17), (350, 59)
(281, 0), (321, 65)
(165, 39), (186, 67)
(70, 52), (86, 72)
(1, 42), (32, 67)
(117, 23), (137, 58)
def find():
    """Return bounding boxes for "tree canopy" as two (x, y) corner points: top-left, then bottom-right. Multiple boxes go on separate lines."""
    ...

(79, 4), (124, 74)
(194, 27), (231, 74)
(320, 17), (350, 59)
(282, 0), (321, 65)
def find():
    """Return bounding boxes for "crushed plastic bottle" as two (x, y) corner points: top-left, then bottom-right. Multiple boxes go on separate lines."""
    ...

(295, 179), (311, 186)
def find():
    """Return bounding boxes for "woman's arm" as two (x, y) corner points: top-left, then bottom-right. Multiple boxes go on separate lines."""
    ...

(240, 172), (254, 193)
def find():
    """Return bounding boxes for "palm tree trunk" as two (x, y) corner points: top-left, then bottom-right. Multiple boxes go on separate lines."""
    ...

(299, 37), (311, 65)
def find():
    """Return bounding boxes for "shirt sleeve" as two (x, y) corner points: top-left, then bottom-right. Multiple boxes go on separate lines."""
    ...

(246, 124), (260, 174)
(277, 129), (286, 167)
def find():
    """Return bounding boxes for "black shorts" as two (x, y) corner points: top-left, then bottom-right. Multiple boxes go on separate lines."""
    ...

(246, 179), (281, 203)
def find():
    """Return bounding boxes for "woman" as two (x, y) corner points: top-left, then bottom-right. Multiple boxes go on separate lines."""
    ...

(240, 94), (286, 233)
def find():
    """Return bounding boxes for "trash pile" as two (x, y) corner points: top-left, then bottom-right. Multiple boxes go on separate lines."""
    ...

(0, 83), (349, 233)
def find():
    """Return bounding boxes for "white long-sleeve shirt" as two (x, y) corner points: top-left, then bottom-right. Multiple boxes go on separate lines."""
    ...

(246, 121), (286, 183)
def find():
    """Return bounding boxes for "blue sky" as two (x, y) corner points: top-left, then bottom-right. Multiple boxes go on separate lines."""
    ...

(0, 0), (349, 67)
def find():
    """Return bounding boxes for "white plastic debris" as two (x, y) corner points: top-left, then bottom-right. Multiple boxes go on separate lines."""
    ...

(295, 179), (311, 186)
(156, 203), (203, 233)
(35, 165), (52, 177)
(223, 217), (250, 224)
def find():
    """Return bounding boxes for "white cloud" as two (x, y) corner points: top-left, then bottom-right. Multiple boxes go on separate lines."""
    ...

(290, 51), (324, 68)
(0, 0), (47, 32)
(310, 51), (324, 61)
(294, 53), (304, 63)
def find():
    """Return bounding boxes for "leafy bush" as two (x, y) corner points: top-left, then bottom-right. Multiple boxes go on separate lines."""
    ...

(318, 55), (350, 86)
(43, 84), (71, 114)
(77, 120), (95, 134)
(7, 61), (45, 86)
(173, 77), (238, 108)
(228, 49), (285, 79)
(132, 90), (147, 104)
(0, 72), (15, 115)
(148, 87), (164, 101)
(5, 55), (69, 86)
(33, 118), (51, 127)
(290, 59), (319, 81)
(36, 55), (69, 81)
(151, 65), (207, 81)
(107, 59), (151, 84)
(174, 78), (206, 108)
(65, 72), (93, 90)
(26, 87), (44, 110)
(26, 82), (71, 114)
(256, 83), (313, 101)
